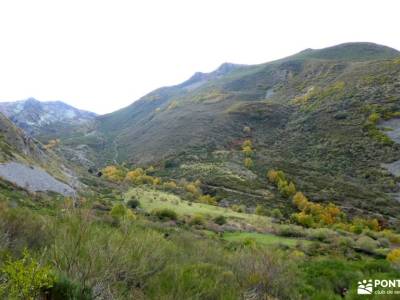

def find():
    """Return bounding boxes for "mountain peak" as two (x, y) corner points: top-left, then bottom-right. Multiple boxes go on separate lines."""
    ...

(293, 42), (400, 61)
(0, 98), (96, 136)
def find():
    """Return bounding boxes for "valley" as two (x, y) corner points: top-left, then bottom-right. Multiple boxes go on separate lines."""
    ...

(1, 42), (400, 299)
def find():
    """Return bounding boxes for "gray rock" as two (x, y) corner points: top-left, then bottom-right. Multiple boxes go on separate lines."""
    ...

(0, 162), (75, 197)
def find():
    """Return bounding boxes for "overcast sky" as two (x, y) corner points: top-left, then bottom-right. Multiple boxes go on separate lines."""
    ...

(0, 0), (399, 114)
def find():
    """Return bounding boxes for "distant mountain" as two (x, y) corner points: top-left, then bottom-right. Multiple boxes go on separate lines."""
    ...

(0, 98), (96, 138)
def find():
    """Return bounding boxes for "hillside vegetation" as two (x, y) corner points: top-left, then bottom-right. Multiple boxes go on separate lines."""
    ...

(2, 42), (400, 299)
(57, 42), (400, 222)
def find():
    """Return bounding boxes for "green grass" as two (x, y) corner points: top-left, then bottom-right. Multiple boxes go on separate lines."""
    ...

(124, 186), (270, 224)
(222, 231), (310, 247)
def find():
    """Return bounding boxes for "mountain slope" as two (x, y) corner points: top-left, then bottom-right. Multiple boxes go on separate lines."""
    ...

(20, 42), (400, 219)
(77, 42), (400, 218)
(0, 112), (76, 196)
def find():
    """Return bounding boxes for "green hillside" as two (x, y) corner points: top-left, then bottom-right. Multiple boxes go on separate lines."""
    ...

(61, 42), (400, 220)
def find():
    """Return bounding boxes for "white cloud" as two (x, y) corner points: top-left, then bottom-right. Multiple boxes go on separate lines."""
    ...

(0, 0), (398, 114)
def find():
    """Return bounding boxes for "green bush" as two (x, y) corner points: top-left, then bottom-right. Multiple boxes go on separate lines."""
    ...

(0, 249), (55, 299)
(276, 225), (306, 237)
(189, 214), (205, 226)
(50, 275), (92, 300)
(271, 208), (283, 220)
(213, 215), (227, 225)
(255, 204), (267, 216)
(355, 235), (379, 254)
(147, 263), (239, 300)
(110, 203), (127, 219)
(127, 199), (140, 209)
(308, 228), (337, 242)
(153, 208), (178, 221)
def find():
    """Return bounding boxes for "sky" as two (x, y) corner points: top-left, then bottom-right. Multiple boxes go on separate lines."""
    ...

(0, 0), (399, 114)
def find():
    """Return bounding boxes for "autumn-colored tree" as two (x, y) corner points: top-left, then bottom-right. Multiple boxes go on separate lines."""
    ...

(152, 177), (161, 185)
(198, 194), (217, 205)
(293, 211), (314, 228)
(102, 165), (125, 182)
(387, 248), (400, 268)
(163, 181), (177, 190)
(293, 192), (308, 210)
(242, 146), (253, 156)
(244, 157), (253, 169)
(242, 139), (252, 148)
(185, 183), (200, 195)
(267, 169), (285, 184)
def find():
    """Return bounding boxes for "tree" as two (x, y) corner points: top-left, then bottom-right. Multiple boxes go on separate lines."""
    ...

(198, 195), (217, 205)
(102, 165), (125, 182)
(244, 157), (253, 169)
(242, 139), (252, 148)
(292, 192), (308, 210)
(242, 146), (253, 156)
(110, 203), (127, 219)
(387, 248), (400, 268)
(163, 181), (177, 190)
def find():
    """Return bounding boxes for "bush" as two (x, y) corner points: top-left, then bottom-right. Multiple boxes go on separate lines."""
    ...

(308, 228), (337, 242)
(271, 208), (283, 220)
(355, 236), (379, 254)
(110, 203), (127, 219)
(198, 194), (217, 205)
(387, 248), (400, 267)
(255, 204), (267, 216)
(189, 214), (205, 226)
(148, 263), (239, 299)
(213, 215), (226, 225)
(0, 249), (55, 299)
(153, 208), (178, 221)
(231, 204), (246, 213)
(276, 225), (306, 238)
(127, 199), (140, 209)
(50, 275), (92, 300)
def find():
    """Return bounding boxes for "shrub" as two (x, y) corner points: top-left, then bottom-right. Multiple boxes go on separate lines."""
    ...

(231, 204), (246, 213)
(271, 208), (283, 220)
(127, 199), (140, 209)
(255, 204), (267, 216)
(163, 181), (177, 190)
(102, 165), (125, 182)
(50, 275), (92, 300)
(308, 228), (337, 242)
(0, 249), (55, 299)
(381, 229), (400, 243)
(198, 194), (217, 205)
(213, 215), (227, 225)
(355, 236), (379, 254)
(276, 225), (306, 237)
(153, 208), (178, 221)
(189, 214), (205, 226)
(387, 248), (400, 267)
(110, 203), (127, 219)
(185, 183), (200, 195)
(244, 157), (253, 169)
(148, 263), (239, 299)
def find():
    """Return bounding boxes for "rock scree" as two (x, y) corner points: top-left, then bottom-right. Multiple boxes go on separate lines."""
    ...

(0, 161), (75, 197)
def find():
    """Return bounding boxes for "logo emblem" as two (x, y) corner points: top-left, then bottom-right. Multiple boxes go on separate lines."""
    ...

(358, 279), (373, 295)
